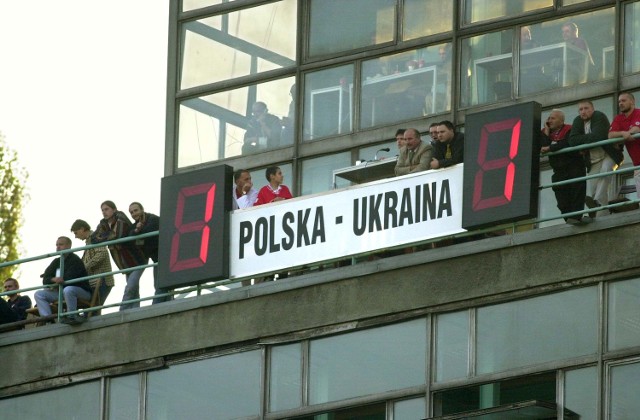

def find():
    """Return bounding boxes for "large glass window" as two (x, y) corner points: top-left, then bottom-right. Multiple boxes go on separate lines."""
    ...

(360, 43), (452, 129)
(461, 30), (513, 107)
(477, 287), (598, 374)
(108, 374), (140, 419)
(435, 310), (470, 382)
(609, 361), (640, 418)
(146, 350), (262, 419)
(308, 318), (427, 405)
(394, 397), (426, 420)
(519, 9), (615, 96)
(301, 152), (351, 195)
(308, 0), (395, 58)
(180, 1), (297, 89)
(624, 2), (640, 75)
(0, 381), (100, 418)
(178, 76), (294, 167)
(403, 0), (452, 40)
(564, 366), (598, 420)
(269, 343), (302, 412)
(303, 65), (353, 141)
(463, 0), (552, 25)
(608, 278), (640, 351)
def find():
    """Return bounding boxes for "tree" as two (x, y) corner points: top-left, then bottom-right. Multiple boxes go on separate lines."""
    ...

(0, 132), (28, 283)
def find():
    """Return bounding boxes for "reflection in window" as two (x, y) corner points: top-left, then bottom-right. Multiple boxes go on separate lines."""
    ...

(360, 43), (452, 129)
(433, 372), (556, 416)
(477, 287), (598, 374)
(108, 375), (140, 419)
(270, 343), (302, 412)
(146, 350), (262, 419)
(181, 1), (296, 89)
(519, 9), (614, 96)
(403, 0), (452, 40)
(610, 362), (640, 418)
(624, 2), (640, 74)
(0, 381), (100, 418)
(608, 278), (640, 351)
(303, 66), (353, 141)
(301, 153), (351, 195)
(463, 0), (552, 25)
(308, 0), (394, 58)
(394, 397), (426, 420)
(564, 366), (597, 420)
(177, 76), (294, 168)
(461, 30), (513, 107)
(308, 318), (427, 404)
(435, 310), (469, 382)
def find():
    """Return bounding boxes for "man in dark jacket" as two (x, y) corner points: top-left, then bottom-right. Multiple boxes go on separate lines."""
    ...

(430, 120), (464, 169)
(34, 236), (91, 324)
(542, 109), (588, 225)
(569, 100), (623, 217)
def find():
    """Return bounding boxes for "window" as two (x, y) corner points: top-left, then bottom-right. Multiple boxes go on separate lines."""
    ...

(180, 1), (297, 89)
(269, 343), (303, 412)
(303, 66), (353, 141)
(435, 310), (470, 382)
(301, 153), (352, 195)
(178, 76), (294, 167)
(609, 361), (640, 418)
(463, 0), (552, 25)
(108, 374), (141, 419)
(308, 0), (395, 58)
(624, 2), (640, 75)
(608, 278), (640, 351)
(403, 0), (453, 40)
(564, 366), (598, 420)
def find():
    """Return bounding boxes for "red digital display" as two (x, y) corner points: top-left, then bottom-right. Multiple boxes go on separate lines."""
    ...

(158, 165), (232, 289)
(462, 102), (541, 230)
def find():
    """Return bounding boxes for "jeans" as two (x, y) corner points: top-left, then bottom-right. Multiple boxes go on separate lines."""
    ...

(34, 286), (92, 316)
(119, 269), (145, 311)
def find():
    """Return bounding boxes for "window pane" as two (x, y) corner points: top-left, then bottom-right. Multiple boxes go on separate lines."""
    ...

(403, 0), (452, 40)
(0, 381), (100, 418)
(608, 278), (640, 351)
(360, 43), (452, 129)
(610, 362), (640, 418)
(181, 1), (297, 89)
(519, 9), (615, 96)
(463, 0), (552, 25)
(296, 402), (386, 420)
(537, 167), (565, 228)
(178, 77), (294, 168)
(624, 2), (640, 74)
(563, 0), (591, 6)
(303, 65), (353, 141)
(358, 140), (397, 161)
(183, 0), (230, 12)
(564, 366), (597, 420)
(394, 397), (426, 420)
(308, 318), (427, 404)
(436, 310), (469, 382)
(109, 375), (140, 420)
(147, 350), (262, 419)
(301, 152), (351, 195)
(477, 287), (598, 374)
(461, 30), (513, 107)
(269, 343), (302, 412)
(308, 0), (395, 58)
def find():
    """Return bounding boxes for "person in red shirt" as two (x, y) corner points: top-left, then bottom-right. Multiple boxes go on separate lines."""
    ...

(255, 166), (293, 206)
(609, 92), (640, 198)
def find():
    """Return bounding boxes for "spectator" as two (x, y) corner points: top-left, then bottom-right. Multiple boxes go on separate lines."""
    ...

(428, 123), (439, 145)
(394, 128), (433, 176)
(561, 22), (594, 84)
(232, 169), (259, 210)
(71, 219), (114, 305)
(1, 278), (32, 326)
(91, 201), (146, 311)
(255, 166), (293, 205)
(242, 101), (283, 154)
(541, 110), (588, 224)
(395, 128), (406, 152)
(430, 120), (464, 169)
(609, 92), (640, 198)
(569, 100), (622, 216)
(129, 202), (170, 305)
(561, 22), (594, 65)
(34, 236), (91, 325)
(520, 26), (537, 50)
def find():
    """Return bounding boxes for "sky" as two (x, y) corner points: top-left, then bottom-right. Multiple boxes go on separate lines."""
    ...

(0, 1), (170, 311)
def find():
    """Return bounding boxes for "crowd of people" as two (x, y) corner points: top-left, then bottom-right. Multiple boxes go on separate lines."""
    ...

(2, 92), (639, 329)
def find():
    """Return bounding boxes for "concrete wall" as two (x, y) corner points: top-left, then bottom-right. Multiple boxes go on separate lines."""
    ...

(2, 211), (639, 396)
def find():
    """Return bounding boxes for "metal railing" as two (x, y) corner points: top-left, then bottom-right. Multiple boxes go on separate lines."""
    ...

(1, 134), (639, 331)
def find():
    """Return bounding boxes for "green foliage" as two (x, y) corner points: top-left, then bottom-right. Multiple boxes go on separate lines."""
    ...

(0, 133), (28, 283)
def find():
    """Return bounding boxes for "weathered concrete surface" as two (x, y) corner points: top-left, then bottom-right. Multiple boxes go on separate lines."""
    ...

(1, 211), (639, 394)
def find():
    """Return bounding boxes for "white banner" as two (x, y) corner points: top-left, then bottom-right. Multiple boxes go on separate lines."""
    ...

(229, 165), (465, 279)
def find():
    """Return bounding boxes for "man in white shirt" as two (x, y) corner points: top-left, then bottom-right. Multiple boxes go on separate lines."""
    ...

(232, 169), (259, 210)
